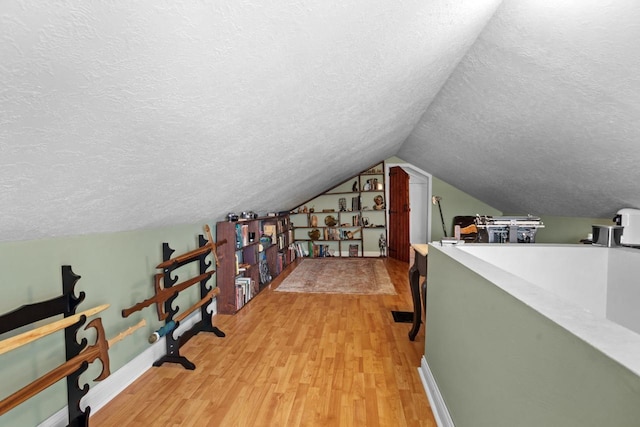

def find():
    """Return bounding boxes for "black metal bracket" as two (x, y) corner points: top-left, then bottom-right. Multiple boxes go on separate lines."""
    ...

(152, 234), (225, 370)
(0, 265), (90, 426)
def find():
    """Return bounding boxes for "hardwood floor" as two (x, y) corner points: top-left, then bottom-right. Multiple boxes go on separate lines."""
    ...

(91, 257), (435, 426)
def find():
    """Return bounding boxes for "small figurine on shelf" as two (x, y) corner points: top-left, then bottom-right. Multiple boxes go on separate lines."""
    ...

(373, 195), (385, 210)
(379, 233), (387, 257)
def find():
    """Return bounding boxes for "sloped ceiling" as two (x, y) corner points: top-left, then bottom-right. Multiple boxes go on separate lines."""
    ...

(0, 0), (501, 242)
(3, 1), (638, 242)
(399, 0), (640, 219)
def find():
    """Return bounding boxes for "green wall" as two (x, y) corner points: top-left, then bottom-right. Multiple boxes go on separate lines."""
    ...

(535, 214), (614, 244)
(429, 174), (612, 244)
(430, 176), (502, 241)
(0, 158), (618, 425)
(426, 247), (640, 427)
(291, 162), (386, 256)
(0, 223), (216, 426)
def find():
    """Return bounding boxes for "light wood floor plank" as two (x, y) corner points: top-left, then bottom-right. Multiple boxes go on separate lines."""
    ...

(91, 257), (436, 426)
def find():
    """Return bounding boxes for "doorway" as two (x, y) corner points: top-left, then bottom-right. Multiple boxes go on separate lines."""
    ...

(386, 162), (432, 262)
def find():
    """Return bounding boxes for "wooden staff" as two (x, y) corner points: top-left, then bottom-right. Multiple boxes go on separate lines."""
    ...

(148, 287), (219, 343)
(155, 225), (226, 269)
(152, 273), (166, 321)
(121, 270), (215, 318)
(0, 318), (145, 416)
(204, 224), (222, 267)
(0, 304), (109, 356)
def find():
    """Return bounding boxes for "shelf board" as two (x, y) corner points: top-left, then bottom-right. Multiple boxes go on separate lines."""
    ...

(294, 225), (364, 229)
(294, 239), (362, 242)
(289, 161), (386, 260)
(324, 191), (363, 196)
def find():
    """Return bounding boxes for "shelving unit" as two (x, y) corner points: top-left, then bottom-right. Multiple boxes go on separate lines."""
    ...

(291, 162), (387, 258)
(216, 214), (293, 314)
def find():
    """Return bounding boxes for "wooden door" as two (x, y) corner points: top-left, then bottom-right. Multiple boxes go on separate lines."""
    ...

(388, 166), (410, 262)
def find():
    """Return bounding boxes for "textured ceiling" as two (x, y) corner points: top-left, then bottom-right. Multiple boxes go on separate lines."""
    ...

(0, 0), (501, 242)
(9, 1), (640, 242)
(399, 0), (640, 219)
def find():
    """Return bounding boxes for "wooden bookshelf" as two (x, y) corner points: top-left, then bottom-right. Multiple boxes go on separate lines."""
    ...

(216, 213), (293, 314)
(290, 161), (387, 258)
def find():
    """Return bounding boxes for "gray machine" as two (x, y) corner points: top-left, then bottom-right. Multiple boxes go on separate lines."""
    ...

(475, 215), (544, 244)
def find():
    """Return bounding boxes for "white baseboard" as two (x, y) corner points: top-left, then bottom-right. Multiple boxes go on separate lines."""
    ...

(364, 251), (386, 257)
(418, 356), (455, 427)
(38, 308), (211, 427)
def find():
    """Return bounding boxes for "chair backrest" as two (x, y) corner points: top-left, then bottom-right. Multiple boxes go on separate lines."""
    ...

(453, 216), (479, 242)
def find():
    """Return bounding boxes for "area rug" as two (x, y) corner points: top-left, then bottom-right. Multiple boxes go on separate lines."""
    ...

(275, 258), (396, 295)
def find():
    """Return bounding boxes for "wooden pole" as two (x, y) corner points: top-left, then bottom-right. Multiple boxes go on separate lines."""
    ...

(121, 270), (215, 318)
(0, 319), (144, 416)
(0, 304), (110, 356)
(148, 287), (219, 343)
(155, 225), (226, 269)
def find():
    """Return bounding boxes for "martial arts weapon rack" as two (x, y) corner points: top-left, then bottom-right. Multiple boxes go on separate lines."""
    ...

(0, 266), (90, 424)
(0, 265), (114, 427)
(122, 226), (226, 370)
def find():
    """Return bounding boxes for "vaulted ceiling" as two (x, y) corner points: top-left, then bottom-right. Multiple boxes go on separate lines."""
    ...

(1, 0), (638, 242)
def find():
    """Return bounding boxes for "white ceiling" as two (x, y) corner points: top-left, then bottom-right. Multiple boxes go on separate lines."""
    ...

(399, 0), (640, 219)
(1, 0), (638, 242)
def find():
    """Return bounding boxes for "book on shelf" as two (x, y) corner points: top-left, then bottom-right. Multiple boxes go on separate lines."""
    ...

(235, 286), (243, 310)
(235, 277), (254, 308)
(349, 244), (359, 257)
(311, 244), (331, 257)
(244, 246), (257, 265)
(251, 278), (259, 297)
(235, 223), (249, 248)
(277, 253), (284, 274)
(293, 242), (306, 258)
(351, 196), (361, 211)
(277, 218), (287, 233)
(235, 280), (246, 309)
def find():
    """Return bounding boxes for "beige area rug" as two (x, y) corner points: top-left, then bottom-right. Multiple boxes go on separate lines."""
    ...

(275, 258), (396, 295)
